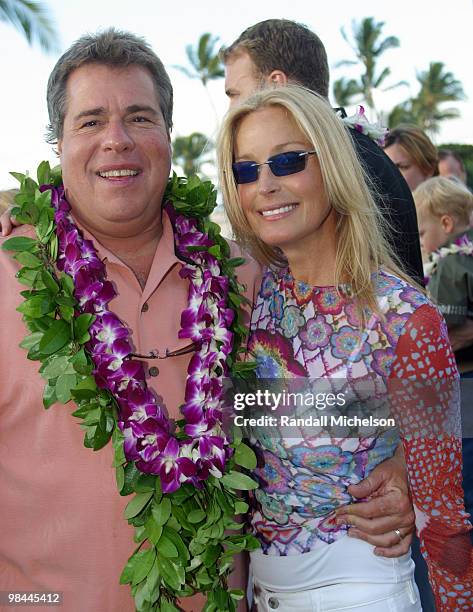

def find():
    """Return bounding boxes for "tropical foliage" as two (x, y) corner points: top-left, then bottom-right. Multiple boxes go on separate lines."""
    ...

(173, 32), (224, 122)
(175, 32), (224, 86)
(332, 77), (362, 108)
(333, 17), (406, 114)
(388, 62), (465, 135)
(172, 133), (214, 177)
(0, 0), (59, 52)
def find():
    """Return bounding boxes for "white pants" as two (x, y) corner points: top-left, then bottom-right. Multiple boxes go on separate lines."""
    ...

(252, 579), (422, 611)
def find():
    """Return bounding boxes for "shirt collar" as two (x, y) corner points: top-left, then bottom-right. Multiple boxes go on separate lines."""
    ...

(74, 207), (182, 298)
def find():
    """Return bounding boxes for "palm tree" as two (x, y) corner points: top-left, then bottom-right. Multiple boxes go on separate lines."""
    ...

(387, 101), (416, 128)
(388, 62), (465, 134)
(332, 77), (362, 108)
(412, 62), (465, 134)
(172, 132), (214, 177)
(0, 0), (59, 52)
(173, 32), (224, 120)
(176, 32), (224, 86)
(337, 17), (406, 115)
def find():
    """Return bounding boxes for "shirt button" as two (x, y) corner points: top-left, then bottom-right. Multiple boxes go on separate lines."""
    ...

(268, 597), (279, 609)
(141, 302), (149, 312)
(149, 366), (159, 377)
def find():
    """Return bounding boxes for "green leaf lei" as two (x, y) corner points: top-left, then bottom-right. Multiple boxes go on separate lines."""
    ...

(2, 162), (260, 612)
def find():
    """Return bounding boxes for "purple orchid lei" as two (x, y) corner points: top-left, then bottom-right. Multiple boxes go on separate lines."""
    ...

(49, 184), (234, 494)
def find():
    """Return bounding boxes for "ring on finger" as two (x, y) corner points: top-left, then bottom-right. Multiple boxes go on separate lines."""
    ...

(393, 528), (403, 543)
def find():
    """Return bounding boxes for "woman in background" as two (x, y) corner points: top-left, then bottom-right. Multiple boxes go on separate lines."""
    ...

(384, 124), (438, 192)
(218, 85), (472, 611)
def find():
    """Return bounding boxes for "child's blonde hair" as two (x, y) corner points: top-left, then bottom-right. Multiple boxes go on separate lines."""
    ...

(413, 176), (473, 227)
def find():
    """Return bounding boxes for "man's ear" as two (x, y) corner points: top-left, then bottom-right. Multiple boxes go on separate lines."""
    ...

(266, 70), (289, 87)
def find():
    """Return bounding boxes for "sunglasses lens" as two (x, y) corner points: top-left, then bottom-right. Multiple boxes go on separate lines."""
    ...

(232, 161), (258, 184)
(271, 151), (307, 176)
(232, 151), (312, 183)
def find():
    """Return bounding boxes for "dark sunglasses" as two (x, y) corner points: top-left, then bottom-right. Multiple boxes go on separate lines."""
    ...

(232, 150), (317, 184)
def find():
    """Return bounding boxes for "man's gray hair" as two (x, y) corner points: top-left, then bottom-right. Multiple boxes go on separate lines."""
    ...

(46, 28), (173, 143)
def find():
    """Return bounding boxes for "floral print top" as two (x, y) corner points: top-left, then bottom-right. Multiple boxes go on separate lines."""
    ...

(248, 267), (473, 610)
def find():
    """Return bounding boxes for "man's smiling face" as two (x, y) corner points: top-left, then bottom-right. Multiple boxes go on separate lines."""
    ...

(58, 63), (171, 237)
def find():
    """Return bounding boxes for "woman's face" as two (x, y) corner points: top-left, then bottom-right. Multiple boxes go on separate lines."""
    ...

(384, 142), (432, 192)
(233, 105), (336, 258)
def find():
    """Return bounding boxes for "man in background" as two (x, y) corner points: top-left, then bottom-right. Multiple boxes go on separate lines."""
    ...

(438, 149), (468, 185)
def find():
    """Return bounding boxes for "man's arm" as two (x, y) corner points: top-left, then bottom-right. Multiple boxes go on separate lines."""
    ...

(335, 444), (415, 557)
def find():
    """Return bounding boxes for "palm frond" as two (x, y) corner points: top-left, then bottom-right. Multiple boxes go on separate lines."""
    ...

(376, 36), (400, 55)
(382, 80), (408, 92)
(392, 61), (465, 133)
(0, 0), (59, 52)
(172, 132), (214, 177)
(336, 16), (401, 113)
(332, 77), (362, 107)
(176, 32), (224, 88)
(171, 64), (198, 80)
(333, 59), (358, 69)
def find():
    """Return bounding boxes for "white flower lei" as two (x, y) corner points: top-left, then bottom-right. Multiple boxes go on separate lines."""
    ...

(424, 233), (473, 283)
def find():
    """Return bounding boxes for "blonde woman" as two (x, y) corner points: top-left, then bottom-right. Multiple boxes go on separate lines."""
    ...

(218, 85), (472, 611)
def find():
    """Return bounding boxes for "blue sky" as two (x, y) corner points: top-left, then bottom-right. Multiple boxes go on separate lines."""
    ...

(0, 0), (471, 188)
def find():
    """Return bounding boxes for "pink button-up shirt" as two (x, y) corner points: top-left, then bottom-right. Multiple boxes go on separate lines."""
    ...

(0, 211), (261, 611)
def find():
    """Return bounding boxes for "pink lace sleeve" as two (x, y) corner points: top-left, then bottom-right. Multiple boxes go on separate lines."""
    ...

(389, 303), (473, 610)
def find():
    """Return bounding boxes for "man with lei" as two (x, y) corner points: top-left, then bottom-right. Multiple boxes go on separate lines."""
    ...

(0, 29), (264, 612)
(0, 28), (419, 612)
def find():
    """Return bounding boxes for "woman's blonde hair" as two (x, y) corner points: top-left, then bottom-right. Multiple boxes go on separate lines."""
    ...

(217, 85), (409, 312)
(384, 124), (438, 177)
(414, 176), (473, 227)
